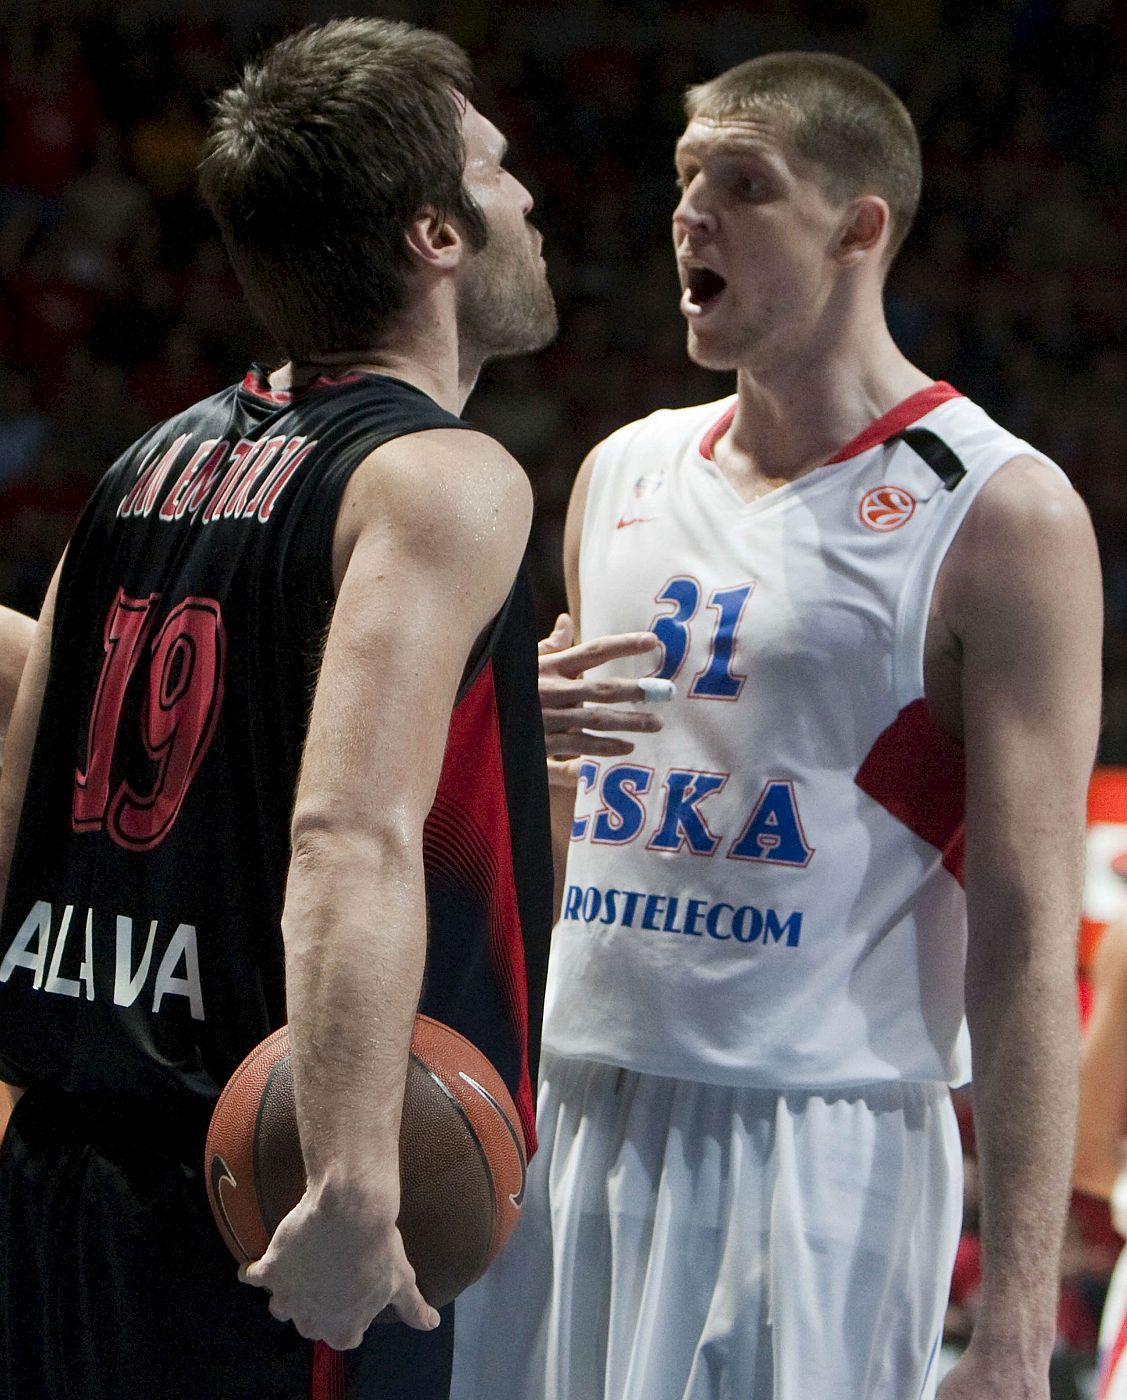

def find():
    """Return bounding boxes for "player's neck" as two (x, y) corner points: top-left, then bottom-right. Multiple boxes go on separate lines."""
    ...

(278, 290), (475, 416)
(721, 316), (931, 485)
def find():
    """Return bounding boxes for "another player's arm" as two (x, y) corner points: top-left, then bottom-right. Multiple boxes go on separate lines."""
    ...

(0, 606), (34, 744)
(538, 447), (661, 909)
(936, 458), (1102, 1400)
(243, 429), (532, 1350)
(1074, 917), (1127, 1199)
(0, 566), (64, 1135)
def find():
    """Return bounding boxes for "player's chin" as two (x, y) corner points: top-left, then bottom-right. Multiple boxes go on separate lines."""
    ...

(503, 292), (559, 358)
(684, 328), (740, 372)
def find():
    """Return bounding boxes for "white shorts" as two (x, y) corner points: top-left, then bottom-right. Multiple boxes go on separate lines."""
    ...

(451, 1054), (962, 1400)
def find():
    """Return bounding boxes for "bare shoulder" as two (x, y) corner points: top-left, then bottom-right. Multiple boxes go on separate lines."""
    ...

(940, 454), (1098, 627)
(562, 444), (606, 624)
(564, 444), (602, 538)
(333, 428), (533, 586)
(345, 427), (532, 534)
(948, 454), (1093, 565)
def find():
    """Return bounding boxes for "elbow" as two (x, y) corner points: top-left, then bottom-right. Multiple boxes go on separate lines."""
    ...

(289, 801), (421, 877)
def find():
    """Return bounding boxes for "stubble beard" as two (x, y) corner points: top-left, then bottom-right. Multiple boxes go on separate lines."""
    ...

(458, 227), (558, 366)
(686, 304), (773, 374)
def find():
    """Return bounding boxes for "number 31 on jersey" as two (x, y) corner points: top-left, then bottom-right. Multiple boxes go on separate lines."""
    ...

(650, 575), (755, 701)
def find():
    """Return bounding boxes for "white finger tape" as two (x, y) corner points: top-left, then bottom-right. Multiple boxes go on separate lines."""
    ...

(638, 677), (676, 703)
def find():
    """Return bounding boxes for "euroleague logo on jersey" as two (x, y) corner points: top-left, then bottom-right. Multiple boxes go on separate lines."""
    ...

(858, 484), (916, 531)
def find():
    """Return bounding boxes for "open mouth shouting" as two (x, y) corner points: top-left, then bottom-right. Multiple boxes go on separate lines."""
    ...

(680, 264), (728, 319)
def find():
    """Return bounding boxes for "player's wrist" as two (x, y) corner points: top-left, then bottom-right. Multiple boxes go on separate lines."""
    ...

(304, 1163), (402, 1228)
(965, 1307), (1056, 1377)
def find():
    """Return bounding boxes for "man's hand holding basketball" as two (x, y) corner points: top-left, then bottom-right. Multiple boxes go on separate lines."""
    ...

(242, 1182), (439, 1349)
(538, 614), (668, 782)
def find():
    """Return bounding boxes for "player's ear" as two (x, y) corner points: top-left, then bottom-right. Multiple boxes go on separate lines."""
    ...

(835, 195), (889, 266)
(404, 208), (462, 272)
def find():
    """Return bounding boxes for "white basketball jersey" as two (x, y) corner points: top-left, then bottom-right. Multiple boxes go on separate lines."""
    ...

(543, 383), (1065, 1089)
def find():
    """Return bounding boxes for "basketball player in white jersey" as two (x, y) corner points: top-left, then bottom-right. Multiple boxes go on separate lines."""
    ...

(451, 51), (1103, 1400)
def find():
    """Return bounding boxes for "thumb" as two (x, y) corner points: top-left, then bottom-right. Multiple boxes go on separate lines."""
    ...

(538, 612), (574, 655)
(392, 1281), (442, 1332)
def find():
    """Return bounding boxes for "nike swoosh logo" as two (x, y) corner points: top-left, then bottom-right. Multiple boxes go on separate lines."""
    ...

(616, 515), (658, 530)
(458, 1071), (528, 1208)
(209, 1153), (252, 1261)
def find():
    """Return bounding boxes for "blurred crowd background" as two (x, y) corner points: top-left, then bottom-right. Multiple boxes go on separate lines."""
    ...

(2, 0), (1126, 759)
(0, 0), (1124, 1389)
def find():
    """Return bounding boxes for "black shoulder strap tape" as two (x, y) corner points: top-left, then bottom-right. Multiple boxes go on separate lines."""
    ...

(894, 426), (967, 491)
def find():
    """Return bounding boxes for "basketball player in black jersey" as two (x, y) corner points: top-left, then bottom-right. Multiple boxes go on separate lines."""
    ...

(0, 20), (558, 1400)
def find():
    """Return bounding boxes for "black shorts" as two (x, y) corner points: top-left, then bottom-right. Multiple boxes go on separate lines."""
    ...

(0, 1091), (453, 1400)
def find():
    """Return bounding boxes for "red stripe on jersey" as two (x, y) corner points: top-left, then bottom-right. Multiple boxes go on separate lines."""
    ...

(240, 368), (367, 404)
(311, 1342), (345, 1400)
(825, 382), (963, 462)
(698, 381), (963, 465)
(423, 661), (537, 1154)
(855, 698), (966, 884)
(698, 403), (736, 462)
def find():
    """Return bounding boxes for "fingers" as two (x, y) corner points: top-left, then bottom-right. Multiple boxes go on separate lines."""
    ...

(540, 674), (659, 707)
(543, 705), (661, 736)
(545, 735), (638, 759)
(390, 1280), (442, 1332)
(319, 1317), (371, 1351)
(250, 1282), (434, 1349)
(543, 631), (661, 679)
(547, 757), (585, 785)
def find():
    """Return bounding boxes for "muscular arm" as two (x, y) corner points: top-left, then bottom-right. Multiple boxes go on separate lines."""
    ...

(1074, 918), (1127, 1200)
(938, 458), (1102, 1395)
(244, 430), (532, 1348)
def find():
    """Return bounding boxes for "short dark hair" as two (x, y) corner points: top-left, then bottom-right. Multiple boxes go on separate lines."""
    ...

(199, 17), (487, 359)
(685, 52), (921, 261)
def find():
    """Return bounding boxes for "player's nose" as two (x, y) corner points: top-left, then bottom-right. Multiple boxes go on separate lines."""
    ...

(672, 183), (716, 239)
(509, 171), (534, 218)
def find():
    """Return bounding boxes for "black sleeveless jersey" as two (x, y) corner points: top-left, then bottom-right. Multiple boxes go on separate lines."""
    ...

(0, 367), (553, 1151)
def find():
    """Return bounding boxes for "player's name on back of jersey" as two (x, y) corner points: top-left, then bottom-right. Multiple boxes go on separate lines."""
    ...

(0, 899), (204, 1021)
(562, 883), (803, 948)
(117, 432), (319, 526)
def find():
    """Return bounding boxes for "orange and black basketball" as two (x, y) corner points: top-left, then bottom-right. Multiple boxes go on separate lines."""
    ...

(204, 1014), (527, 1309)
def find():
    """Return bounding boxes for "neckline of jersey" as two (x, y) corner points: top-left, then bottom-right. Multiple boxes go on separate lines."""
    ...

(238, 365), (430, 406)
(698, 380), (963, 466)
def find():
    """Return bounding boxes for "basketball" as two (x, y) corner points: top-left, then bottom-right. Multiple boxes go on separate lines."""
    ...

(204, 1015), (527, 1310)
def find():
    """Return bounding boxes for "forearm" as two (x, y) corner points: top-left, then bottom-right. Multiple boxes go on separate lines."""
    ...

(282, 825), (427, 1212)
(967, 934), (1078, 1364)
